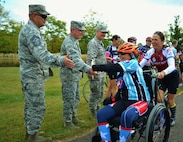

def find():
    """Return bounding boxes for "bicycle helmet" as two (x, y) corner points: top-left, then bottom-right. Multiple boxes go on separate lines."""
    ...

(117, 42), (138, 55)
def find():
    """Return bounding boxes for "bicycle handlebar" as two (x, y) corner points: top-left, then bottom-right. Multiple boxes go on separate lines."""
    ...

(143, 69), (157, 78)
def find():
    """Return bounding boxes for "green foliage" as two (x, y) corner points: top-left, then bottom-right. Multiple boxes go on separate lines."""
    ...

(0, 5), (23, 53)
(80, 10), (112, 53)
(42, 16), (68, 53)
(1, 4), (183, 54)
(0, 53), (19, 67)
(167, 15), (183, 50)
(0, 53), (87, 67)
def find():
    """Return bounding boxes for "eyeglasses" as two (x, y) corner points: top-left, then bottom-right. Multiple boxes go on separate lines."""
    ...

(35, 13), (47, 19)
(146, 40), (152, 42)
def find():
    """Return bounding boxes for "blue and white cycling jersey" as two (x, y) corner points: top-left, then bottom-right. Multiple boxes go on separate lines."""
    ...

(118, 59), (150, 103)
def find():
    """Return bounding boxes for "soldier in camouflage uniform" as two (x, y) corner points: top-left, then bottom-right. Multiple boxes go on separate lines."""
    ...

(86, 24), (108, 117)
(18, 4), (74, 142)
(60, 21), (98, 128)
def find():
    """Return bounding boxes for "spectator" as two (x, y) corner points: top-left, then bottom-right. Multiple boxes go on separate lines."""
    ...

(170, 40), (179, 68)
(138, 36), (152, 70)
(138, 37), (153, 102)
(60, 21), (98, 128)
(18, 4), (74, 142)
(86, 24), (108, 117)
(105, 35), (121, 98)
(127, 36), (137, 44)
(170, 40), (178, 57)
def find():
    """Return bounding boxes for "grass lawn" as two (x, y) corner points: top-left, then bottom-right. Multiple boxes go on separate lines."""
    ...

(0, 67), (182, 142)
(0, 67), (97, 142)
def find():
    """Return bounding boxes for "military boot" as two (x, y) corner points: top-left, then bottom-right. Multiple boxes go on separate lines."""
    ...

(64, 122), (79, 129)
(28, 133), (52, 142)
(90, 110), (96, 118)
(72, 116), (85, 125)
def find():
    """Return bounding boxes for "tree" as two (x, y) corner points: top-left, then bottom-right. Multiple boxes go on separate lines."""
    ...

(0, 5), (23, 53)
(80, 10), (112, 54)
(167, 15), (183, 50)
(42, 16), (67, 53)
(0, 0), (5, 6)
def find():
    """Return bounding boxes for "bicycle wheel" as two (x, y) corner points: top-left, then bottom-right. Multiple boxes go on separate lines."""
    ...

(82, 79), (108, 103)
(82, 80), (90, 103)
(145, 103), (170, 142)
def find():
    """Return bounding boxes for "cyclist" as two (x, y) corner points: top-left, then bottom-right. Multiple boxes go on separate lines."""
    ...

(105, 35), (121, 98)
(138, 37), (153, 101)
(92, 42), (151, 142)
(140, 31), (179, 127)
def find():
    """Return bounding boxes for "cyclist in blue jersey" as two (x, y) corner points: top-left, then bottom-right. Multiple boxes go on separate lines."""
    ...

(92, 42), (150, 142)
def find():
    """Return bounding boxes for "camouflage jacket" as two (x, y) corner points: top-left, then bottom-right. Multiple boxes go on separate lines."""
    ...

(60, 34), (90, 81)
(86, 36), (107, 77)
(18, 20), (65, 83)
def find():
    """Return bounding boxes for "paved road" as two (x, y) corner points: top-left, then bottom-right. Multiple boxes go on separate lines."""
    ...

(168, 93), (183, 142)
(69, 93), (183, 142)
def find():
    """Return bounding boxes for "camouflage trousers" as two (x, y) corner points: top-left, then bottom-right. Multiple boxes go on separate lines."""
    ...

(61, 80), (80, 122)
(21, 82), (46, 135)
(88, 76), (104, 111)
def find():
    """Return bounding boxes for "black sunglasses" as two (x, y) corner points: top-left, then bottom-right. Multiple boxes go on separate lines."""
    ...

(36, 13), (47, 19)
(119, 52), (128, 55)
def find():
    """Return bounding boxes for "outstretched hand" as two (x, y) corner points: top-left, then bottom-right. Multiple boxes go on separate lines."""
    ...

(63, 53), (75, 68)
(89, 68), (98, 80)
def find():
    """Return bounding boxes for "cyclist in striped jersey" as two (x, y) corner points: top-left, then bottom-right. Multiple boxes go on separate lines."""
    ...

(92, 42), (150, 142)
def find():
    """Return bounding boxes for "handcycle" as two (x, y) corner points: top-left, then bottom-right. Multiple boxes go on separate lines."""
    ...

(91, 69), (170, 142)
(82, 73), (108, 103)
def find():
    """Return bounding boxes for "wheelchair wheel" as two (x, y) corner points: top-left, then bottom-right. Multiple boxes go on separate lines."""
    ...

(145, 103), (170, 142)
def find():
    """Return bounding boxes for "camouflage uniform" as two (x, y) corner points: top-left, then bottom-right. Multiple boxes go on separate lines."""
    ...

(86, 36), (107, 115)
(18, 20), (65, 135)
(60, 22), (91, 123)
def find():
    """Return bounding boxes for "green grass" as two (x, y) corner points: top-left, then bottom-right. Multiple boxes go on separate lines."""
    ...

(0, 67), (182, 142)
(0, 67), (97, 142)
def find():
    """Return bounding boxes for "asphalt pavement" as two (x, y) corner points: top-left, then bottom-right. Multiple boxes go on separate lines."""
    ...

(64, 92), (183, 142)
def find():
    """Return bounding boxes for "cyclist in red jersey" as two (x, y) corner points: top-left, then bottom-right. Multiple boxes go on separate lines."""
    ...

(140, 31), (179, 127)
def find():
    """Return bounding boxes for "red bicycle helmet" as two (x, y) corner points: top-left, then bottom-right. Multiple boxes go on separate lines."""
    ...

(117, 42), (138, 54)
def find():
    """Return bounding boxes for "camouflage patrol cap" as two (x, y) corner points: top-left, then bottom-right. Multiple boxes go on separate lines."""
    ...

(29, 4), (50, 15)
(71, 21), (86, 31)
(96, 25), (108, 33)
